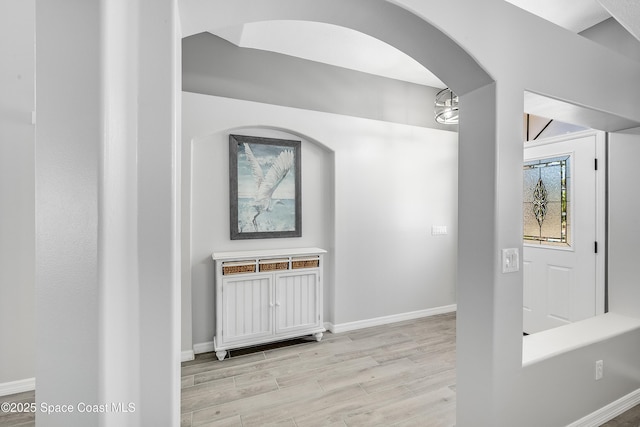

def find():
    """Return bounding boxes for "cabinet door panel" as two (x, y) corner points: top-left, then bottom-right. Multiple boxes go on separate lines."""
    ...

(275, 272), (320, 334)
(221, 275), (272, 344)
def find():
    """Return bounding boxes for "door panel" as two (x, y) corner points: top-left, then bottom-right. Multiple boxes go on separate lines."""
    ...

(221, 275), (273, 344)
(275, 272), (320, 335)
(546, 265), (572, 323)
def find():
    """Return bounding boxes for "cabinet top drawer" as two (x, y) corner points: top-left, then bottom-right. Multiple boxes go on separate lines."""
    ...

(292, 256), (320, 269)
(221, 261), (257, 275)
(259, 258), (290, 272)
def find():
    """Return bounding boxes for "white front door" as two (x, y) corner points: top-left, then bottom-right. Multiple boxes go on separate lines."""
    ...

(523, 131), (605, 334)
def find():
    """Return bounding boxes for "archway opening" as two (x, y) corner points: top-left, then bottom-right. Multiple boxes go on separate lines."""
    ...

(179, 2), (496, 425)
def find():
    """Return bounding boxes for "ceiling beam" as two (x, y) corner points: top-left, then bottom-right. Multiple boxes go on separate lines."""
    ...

(597, 0), (640, 42)
(524, 91), (640, 132)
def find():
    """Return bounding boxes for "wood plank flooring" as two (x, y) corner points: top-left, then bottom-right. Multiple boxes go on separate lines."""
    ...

(0, 391), (35, 427)
(181, 313), (457, 427)
(601, 407), (640, 427)
(2, 311), (640, 426)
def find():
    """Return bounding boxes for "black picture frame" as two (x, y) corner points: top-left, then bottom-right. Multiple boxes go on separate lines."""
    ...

(229, 134), (302, 240)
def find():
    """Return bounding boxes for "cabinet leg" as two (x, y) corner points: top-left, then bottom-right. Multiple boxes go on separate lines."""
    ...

(215, 350), (227, 361)
(313, 332), (323, 342)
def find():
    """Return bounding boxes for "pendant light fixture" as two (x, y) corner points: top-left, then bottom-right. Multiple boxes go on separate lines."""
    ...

(434, 88), (459, 124)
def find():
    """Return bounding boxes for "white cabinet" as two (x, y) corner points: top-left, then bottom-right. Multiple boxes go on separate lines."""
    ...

(212, 248), (326, 361)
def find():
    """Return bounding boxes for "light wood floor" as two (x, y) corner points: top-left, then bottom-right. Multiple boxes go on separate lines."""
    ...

(181, 313), (457, 427)
(2, 312), (640, 426)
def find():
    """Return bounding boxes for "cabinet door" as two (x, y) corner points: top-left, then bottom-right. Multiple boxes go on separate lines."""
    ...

(221, 275), (273, 345)
(274, 272), (321, 335)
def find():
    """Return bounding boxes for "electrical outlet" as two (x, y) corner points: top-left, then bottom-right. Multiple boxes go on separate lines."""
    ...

(595, 360), (604, 380)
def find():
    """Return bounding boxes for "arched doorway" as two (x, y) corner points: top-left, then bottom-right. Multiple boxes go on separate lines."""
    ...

(179, 1), (497, 425)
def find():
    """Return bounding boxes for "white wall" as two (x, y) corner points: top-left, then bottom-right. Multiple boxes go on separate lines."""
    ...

(517, 327), (640, 425)
(183, 93), (459, 347)
(608, 129), (640, 318)
(0, 0), (35, 390)
(332, 125), (458, 323)
(35, 1), (101, 423)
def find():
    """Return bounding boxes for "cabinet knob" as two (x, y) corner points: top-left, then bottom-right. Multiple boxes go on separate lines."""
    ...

(275, 302), (281, 307)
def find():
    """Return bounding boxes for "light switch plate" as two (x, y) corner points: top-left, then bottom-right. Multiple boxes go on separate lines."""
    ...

(502, 248), (519, 273)
(431, 225), (448, 235)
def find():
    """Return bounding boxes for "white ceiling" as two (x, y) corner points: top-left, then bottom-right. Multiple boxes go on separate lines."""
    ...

(212, 20), (446, 88)
(209, 1), (618, 89)
(504, 0), (610, 33)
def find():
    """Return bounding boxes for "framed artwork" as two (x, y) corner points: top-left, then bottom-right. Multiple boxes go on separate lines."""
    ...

(229, 134), (302, 240)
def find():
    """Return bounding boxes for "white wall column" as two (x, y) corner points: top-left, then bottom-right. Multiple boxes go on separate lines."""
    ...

(99, 0), (141, 425)
(136, 0), (181, 425)
(608, 128), (640, 316)
(0, 0), (36, 391)
(35, 0), (180, 425)
(455, 83), (500, 426)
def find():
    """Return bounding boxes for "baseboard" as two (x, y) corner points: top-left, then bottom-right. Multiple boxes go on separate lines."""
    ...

(183, 341), (214, 359)
(193, 341), (214, 355)
(0, 378), (35, 397)
(326, 304), (457, 334)
(181, 349), (195, 362)
(567, 388), (640, 427)
(192, 305), (456, 353)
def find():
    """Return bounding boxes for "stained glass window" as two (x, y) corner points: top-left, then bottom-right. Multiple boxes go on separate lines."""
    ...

(523, 155), (570, 247)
